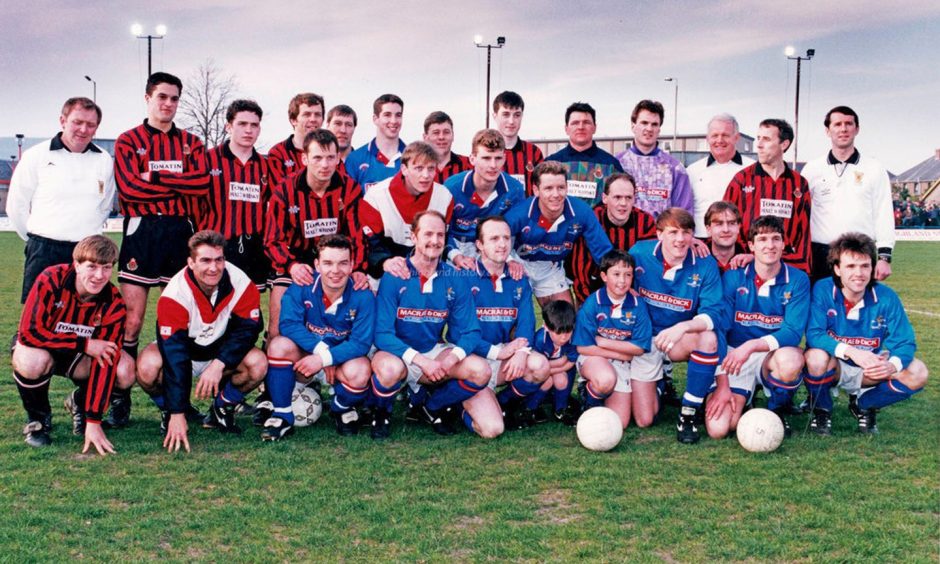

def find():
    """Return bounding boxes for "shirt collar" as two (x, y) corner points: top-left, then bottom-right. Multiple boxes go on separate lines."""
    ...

(222, 141), (260, 163)
(629, 143), (660, 157)
(143, 118), (181, 137)
(827, 148), (860, 165)
(706, 151), (743, 166)
(49, 132), (101, 153)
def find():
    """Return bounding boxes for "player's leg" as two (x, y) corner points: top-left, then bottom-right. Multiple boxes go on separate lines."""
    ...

(631, 380), (660, 428)
(461, 387), (505, 439)
(369, 350), (408, 439)
(120, 284), (150, 359)
(267, 285), (288, 339)
(550, 367), (579, 424)
(102, 351), (138, 429)
(854, 358), (929, 433)
(671, 330), (719, 444)
(11, 344), (56, 446)
(576, 356), (617, 411)
(704, 358), (754, 440)
(496, 352), (550, 428)
(527, 260), (573, 308)
(258, 336), (304, 431)
(206, 347), (267, 435)
(423, 352), (491, 423)
(758, 347), (805, 436)
(330, 357), (371, 435)
(803, 348), (839, 435)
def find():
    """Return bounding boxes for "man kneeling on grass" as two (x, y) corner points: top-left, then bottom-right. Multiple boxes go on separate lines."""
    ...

(803, 232), (928, 435)
(261, 235), (375, 441)
(137, 230), (266, 452)
(12, 235), (134, 454)
(705, 215), (810, 439)
(573, 249), (652, 429)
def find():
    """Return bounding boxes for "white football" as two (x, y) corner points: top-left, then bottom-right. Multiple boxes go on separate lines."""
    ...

(291, 384), (322, 427)
(736, 408), (784, 453)
(576, 407), (623, 452)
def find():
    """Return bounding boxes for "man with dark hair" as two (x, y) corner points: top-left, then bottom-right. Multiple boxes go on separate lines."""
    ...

(687, 114), (753, 237)
(267, 93), (325, 183)
(492, 91), (544, 196)
(545, 102), (623, 207)
(12, 235), (133, 453)
(630, 208), (725, 444)
(803, 232), (928, 435)
(464, 216), (549, 432)
(445, 129), (525, 268)
(703, 201), (749, 273)
(705, 215), (810, 440)
(265, 129), (368, 338)
(574, 249), (652, 429)
(358, 141), (455, 284)
(616, 99), (693, 218)
(423, 111), (471, 183)
(723, 118), (812, 275)
(566, 171), (656, 303)
(7, 97), (115, 305)
(345, 94), (405, 189)
(114, 71), (208, 366)
(326, 104), (358, 162)
(261, 235), (375, 440)
(196, 99), (272, 293)
(802, 106), (895, 282)
(370, 211), (488, 439)
(137, 230), (266, 453)
(504, 160), (613, 306)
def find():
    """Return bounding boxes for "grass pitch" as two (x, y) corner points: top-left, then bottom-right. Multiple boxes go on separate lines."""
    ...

(0, 234), (936, 561)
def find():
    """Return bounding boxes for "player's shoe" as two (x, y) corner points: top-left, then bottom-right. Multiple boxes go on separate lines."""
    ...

(554, 404), (580, 426)
(260, 417), (294, 441)
(849, 400), (878, 435)
(159, 410), (170, 435)
(203, 403), (242, 434)
(660, 377), (681, 408)
(676, 407), (701, 444)
(404, 403), (425, 423)
(332, 409), (361, 436)
(502, 405), (531, 431)
(772, 408), (793, 438)
(420, 405), (455, 436)
(809, 409), (832, 436)
(23, 414), (52, 448)
(252, 400), (274, 427)
(64, 389), (86, 436)
(184, 404), (206, 424)
(370, 410), (391, 440)
(104, 389), (132, 429)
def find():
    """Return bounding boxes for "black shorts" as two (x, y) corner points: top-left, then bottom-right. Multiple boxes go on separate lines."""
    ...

(810, 242), (832, 284)
(50, 349), (86, 379)
(118, 215), (193, 286)
(270, 249), (317, 288)
(22, 234), (77, 303)
(224, 234), (270, 292)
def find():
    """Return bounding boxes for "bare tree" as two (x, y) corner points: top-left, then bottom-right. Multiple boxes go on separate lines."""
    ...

(178, 59), (237, 146)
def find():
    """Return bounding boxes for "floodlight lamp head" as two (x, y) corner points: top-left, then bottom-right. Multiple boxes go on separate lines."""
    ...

(806, 48), (815, 58)
(474, 34), (483, 46)
(131, 23), (143, 36)
(155, 24), (167, 36)
(497, 36), (506, 45)
(784, 45), (795, 57)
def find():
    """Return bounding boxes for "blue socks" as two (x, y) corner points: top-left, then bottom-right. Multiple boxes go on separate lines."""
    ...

(497, 378), (541, 407)
(266, 357), (296, 424)
(804, 369), (836, 412)
(332, 381), (368, 413)
(370, 374), (403, 414)
(761, 371), (803, 411)
(683, 351), (719, 408)
(582, 381), (610, 409)
(859, 379), (920, 410)
(426, 379), (485, 412)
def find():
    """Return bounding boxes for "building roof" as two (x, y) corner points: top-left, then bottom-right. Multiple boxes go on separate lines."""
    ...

(895, 150), (940, 183)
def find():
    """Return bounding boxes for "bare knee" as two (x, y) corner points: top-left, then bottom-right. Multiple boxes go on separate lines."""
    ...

(267, 336), (298, 359)
(476, 416), (504, 439)
(136, 344), (163, 389)
(804, 348), (832, 375)
(340, 357), (372, 389)
(11, 347), (53, 379)
(769, 347), (805, 382)
(372, 355), (405, 386)
(115, 355), (137, 389)
(242, 349), (268, 386)
(525, 353), (550, 383)
(695, 331), (718, 353)
(462, 356), (492, 388)
(902, 359), (929, 390)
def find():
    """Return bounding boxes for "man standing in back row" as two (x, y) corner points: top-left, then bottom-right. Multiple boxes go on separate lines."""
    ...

(492, 91), (544, 196)
(267, 93), (325, 183)
(345, 94), (406, 190)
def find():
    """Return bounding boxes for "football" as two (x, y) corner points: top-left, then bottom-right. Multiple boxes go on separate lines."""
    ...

(736, 408), (785, 453)
(576, 407), (623, 451)
(292, 384), (323, 427)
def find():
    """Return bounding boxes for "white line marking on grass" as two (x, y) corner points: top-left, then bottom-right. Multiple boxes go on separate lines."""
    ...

(908, 309), (940, 318)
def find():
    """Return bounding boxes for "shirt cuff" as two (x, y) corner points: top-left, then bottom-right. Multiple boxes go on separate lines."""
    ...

(451, 347), (467, 361)
(889, 356), (903, 374)
(313, 341), (333, 367)
(761, 335), (779, 351)
(402, 348), (419, 365)
(448, 249), (462, 263)
(486, 344), (502, 361)
(834, 343), (849, 360)
(693, 313), (714, 331)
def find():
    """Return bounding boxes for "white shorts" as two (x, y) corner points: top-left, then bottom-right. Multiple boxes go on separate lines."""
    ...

(486, 358), (503, 389)
(192, 359), (212, 379)
(711, 348), (770, 399)
(577, 355), (634, 393)
(399, 343), (453, 392)
(523, 260), (570, 298)
(451, 240), (479, 260)
(629, 344), (668, 384)
(835, 360), (864, 395)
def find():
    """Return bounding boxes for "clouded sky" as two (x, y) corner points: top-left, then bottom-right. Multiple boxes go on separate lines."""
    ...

(3, 0), (938, 172)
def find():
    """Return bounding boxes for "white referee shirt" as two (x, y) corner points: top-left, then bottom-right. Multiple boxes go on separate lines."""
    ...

(687, 152), (753, 237)
(6, 133), (115, 242)
(802, 149), (895, 251)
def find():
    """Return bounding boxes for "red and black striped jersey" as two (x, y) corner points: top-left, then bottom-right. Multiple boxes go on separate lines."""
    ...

(504, 139), (544, 197)
(724, 163), (813, 274)
(566, 205), (657, 303)
(264, 169), (366, 275)
(267, 135), (305, 185)
(196, 142), (273, 238)
(435, 152), (472, 184)
(19, 264), (125, 422)
(114, 120), (208, 217)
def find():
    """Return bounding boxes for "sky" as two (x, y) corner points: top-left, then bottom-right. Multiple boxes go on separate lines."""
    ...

(2, 0), (939, 173)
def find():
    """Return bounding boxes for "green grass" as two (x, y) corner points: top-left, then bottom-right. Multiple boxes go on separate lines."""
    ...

(0, 234), (936, 561)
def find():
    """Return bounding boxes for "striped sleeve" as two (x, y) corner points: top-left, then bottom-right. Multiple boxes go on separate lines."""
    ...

(18, 267), (83, 351)
(83, 294), (126, 422)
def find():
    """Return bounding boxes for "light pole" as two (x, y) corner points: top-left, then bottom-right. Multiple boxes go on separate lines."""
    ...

(474, 34), (505, 128)
(13, 134), (25, 171)
(84, 75), (96, 103)
(785, 46), (815, 168)
(664, 77), (678, 153)
(132, 23), (167, 78)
